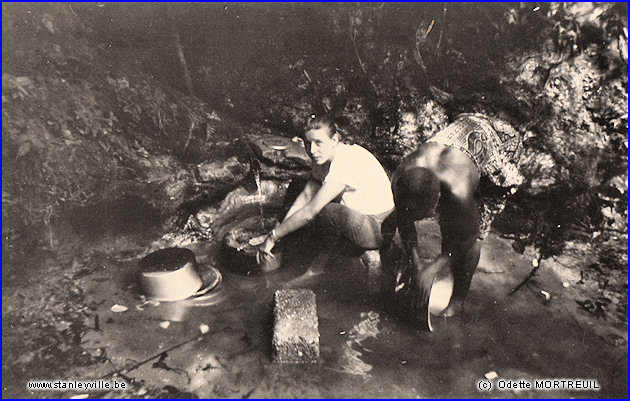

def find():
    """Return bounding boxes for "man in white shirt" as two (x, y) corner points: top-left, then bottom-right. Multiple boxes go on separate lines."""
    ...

(255, 114), (395, 284)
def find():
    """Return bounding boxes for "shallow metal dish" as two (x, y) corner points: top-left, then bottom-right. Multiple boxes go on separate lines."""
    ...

(426, 261), (454, 332)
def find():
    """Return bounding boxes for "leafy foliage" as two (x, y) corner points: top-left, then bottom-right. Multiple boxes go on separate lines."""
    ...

(2, 3), (627, 267)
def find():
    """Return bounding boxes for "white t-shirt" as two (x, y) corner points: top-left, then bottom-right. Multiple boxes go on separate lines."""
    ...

(311, 143), (395, 215)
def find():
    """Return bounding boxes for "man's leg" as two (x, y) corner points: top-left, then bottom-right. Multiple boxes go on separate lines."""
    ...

(285, 203), (384, 286)
(434, 235), (480, 316)
(439, 185), (481, 316)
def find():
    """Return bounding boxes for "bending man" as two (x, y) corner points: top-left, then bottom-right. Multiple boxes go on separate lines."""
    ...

(389, 113), (523, 317)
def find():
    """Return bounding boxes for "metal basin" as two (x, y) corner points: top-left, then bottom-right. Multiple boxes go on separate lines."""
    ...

(139, 247), (203, 301)
(426, 260), (454, 332)
(222, 215), (282, 275)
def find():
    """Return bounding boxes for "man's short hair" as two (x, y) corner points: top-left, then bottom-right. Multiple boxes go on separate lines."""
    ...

(305, 113), (340, 138)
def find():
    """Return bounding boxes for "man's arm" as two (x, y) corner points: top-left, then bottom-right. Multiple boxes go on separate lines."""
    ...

(274, 180), (346, 239)
(282, 179), (320, 221)
(257, 180), (346, 255)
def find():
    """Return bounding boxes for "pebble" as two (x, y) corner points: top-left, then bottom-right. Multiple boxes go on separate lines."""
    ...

(484, 371), (499, 380)
(110, 304), (128, 313)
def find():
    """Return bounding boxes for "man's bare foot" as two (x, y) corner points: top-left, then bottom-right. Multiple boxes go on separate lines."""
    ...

(282, 268), (324, 288)
(440, 299), (464, 318)
(361, 250), (388, 294)
(282, 250), (332, 288)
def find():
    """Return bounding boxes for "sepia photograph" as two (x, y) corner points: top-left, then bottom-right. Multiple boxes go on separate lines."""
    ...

(2, 2), (628, 398)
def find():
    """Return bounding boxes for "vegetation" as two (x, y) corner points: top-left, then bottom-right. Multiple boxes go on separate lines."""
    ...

(2, 2), (627, 277)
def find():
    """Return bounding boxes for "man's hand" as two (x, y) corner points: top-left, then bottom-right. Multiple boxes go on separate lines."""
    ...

(254, 235), (276, 265)
(407, 250), (449, 311)
(409, 260), (442, 309)
(248, 234), (268, 247)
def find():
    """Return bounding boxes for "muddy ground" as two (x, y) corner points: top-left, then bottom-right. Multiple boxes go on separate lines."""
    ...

(2, 215), (627, 398)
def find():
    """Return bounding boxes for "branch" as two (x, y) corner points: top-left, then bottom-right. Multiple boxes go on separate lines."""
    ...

(350, 25), (379, 94)
(436, 4), (447, 58)
(509, 250), (542, 295)
(167, 5), (194, 96)
(414, 22), (433, 73)
(351, 29), (367, 74)
(44, 206), (54, 250)
(182, 119), (196, 156)
(99, 326), (230, 380)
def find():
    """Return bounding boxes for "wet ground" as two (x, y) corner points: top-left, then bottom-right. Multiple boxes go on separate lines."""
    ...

(15, 226), (623, 399)
(4, 183), (627, 398)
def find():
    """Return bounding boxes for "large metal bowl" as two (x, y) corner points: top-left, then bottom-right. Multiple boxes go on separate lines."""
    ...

(139, 248), (203, 301)
(222, 215), (282, 274)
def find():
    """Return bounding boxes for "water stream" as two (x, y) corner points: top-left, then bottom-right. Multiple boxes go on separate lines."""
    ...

(253, 170), (265, 230)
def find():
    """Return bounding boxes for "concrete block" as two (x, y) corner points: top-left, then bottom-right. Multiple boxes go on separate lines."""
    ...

(272, 289), (319, 363)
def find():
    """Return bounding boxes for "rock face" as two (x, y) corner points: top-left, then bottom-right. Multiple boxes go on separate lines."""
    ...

(247, 134), (311, 169)
(196, 156), (248, 183)
(139, 154), (196, 215)
(272, 289), (319, 364)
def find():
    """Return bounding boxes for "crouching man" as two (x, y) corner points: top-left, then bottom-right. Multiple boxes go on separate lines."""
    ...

(255, 113), (395, 286)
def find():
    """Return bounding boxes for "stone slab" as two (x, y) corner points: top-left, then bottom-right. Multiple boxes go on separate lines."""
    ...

(272, 289), (319, 363)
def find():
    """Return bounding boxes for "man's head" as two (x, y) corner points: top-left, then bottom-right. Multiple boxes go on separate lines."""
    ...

(393, 166), (441, 223)
(304, 114), (340, 165)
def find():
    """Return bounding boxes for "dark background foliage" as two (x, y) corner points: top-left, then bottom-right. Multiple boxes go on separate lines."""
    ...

(2, 2), (627, 268)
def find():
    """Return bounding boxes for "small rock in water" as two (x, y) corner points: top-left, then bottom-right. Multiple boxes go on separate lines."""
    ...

(199, 323), (210, 334)
(159, 321), (170, 329)
(484, 371), (499, 380)
(110, 304), (128, 313)
(540, 290), (551, 304)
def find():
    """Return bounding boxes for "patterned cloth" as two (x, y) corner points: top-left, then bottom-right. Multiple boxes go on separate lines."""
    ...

(427, 113), (524, 187)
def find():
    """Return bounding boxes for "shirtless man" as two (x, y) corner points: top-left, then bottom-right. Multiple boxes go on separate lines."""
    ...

(389, 114), (523, 317)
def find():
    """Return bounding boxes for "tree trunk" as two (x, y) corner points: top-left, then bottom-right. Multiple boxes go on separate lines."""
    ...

(172, 29), (194, 96)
